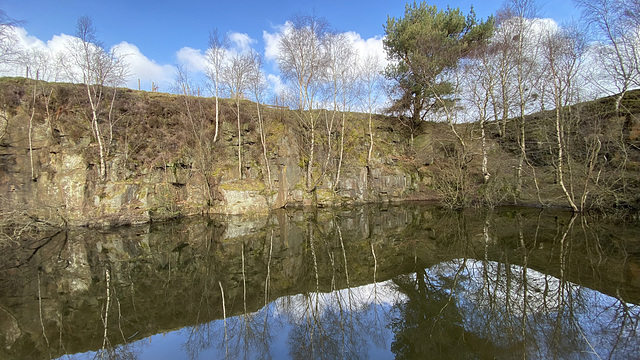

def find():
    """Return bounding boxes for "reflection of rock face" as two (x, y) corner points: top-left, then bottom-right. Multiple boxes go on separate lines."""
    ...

(0, 205), (639, 359)
(0, 307), (21, 346)
(222, 215), (269, 239)
(58, 236), (91, 294)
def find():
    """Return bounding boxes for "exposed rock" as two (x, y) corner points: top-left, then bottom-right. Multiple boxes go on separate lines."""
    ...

(0, 79), (437, 226)
(216, 187), (275, 215)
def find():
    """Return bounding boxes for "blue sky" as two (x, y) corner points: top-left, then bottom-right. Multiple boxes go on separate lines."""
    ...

(2, 0), (581, 92)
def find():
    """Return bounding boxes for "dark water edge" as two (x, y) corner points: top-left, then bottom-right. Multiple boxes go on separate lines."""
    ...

(1, 203), (639, 359)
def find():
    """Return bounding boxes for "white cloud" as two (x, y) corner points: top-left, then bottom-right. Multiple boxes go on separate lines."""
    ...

(114, 42), (175, 90)
(261, 23), (388, 104)
(267, 73), (286, 95)
(2, 24), (390, 101)
(262, 24), (388, 70)
(532, 17), (560, 34)
(0, 27), (77, 80)
(175, 32), (259, 78)
(262, 22), (291, 62)
(0, 26), (178, 91)
(176, 46), (207, 73)
(343, 31), (388, 68)
(229, 32), (255, 54)
(262, 31), (279, 61)
(12, 26), (47, 50)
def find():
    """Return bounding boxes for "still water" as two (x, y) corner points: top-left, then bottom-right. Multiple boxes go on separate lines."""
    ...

(1, 204), (639, 359)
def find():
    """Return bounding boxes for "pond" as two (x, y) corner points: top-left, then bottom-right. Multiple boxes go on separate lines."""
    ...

(1, 204), (639, 359)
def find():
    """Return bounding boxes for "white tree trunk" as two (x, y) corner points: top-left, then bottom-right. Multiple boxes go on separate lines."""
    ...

(237, 100), (242, 179)
(256, 101), (271, 188)
(214, 83), (220, 142)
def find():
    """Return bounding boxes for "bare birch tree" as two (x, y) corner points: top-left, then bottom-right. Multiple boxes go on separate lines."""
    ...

(174, 65), (216, 203)
(65, 16), (128, 180)
(499, 0), (543, 197)
(465, 48), (496, 184)
(358, 54), (385, 167)
(575, 0), (640, 202)
(575, 0), (640, 109)
(0, 9), (23, 67)
(277, 13), (330, 194)
(324, 32), (358, 190)
(223, 50), (254, 180)
(540, 24), (586, 212)
(488, 9), (520, 137)
(205, 29), (228, 143)
(247, 51), (272, 188)
(22, 48), (61, 182)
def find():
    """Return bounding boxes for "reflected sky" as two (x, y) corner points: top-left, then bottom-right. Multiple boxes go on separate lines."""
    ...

(58, 259), (639, 360)
(59, 280), (400, 360)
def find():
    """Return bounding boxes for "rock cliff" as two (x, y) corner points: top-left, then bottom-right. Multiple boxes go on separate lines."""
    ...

(0, 78), (437, 226)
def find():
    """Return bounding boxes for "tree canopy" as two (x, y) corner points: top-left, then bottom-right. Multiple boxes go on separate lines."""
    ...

(383, 2), (494, 132)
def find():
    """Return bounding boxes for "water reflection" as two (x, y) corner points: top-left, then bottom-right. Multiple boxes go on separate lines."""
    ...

(390, 259), (640, 359)
(0, 205), (639, 359)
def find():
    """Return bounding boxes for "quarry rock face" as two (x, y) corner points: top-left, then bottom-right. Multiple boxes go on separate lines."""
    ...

(0, 111), (431, 226)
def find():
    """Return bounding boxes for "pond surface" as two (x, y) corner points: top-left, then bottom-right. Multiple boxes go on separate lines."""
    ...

(1, 204), (639, 359)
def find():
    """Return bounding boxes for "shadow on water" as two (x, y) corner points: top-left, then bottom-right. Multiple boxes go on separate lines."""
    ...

(0, 203), (639, 359)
